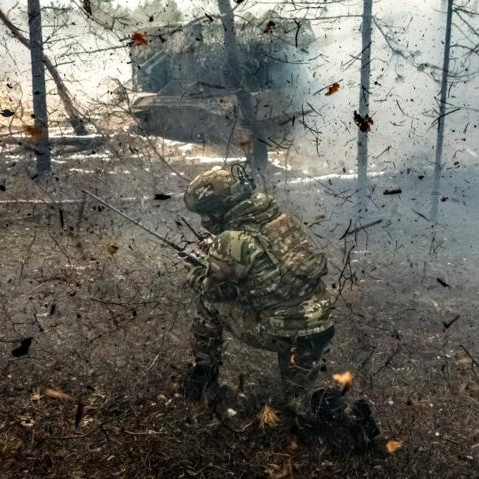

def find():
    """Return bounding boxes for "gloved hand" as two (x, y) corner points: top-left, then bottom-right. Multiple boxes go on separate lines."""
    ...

(197, 237), (213, 254)
(180, 363), (219, 402)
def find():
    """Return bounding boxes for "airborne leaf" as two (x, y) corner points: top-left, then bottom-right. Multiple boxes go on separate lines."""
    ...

(132, 32), (148, 46)
(154, 193), (172, 201)
(105, 244), (119, 256)
(12, 337), (33, 357)
(263, 20), (276, 33)
(75, 401), (85, 429)
(44, 388), (71, 400)
(31, 389), (42, 401)
(353, 111), (374, 132)
(386, 439), (404, 453)
(258, 404), (280, 429)
(23, 125), (42, 139)
(82, 0), (92, 16)
(332, 371), (354, 388)
(325, 82), (340, 96)
(290, 352), (298, 366)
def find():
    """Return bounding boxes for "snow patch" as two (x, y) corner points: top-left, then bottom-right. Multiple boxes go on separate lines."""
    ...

(69, 168), (95, 174)
(286, 171), (386, 184)
(184, 156), (245, 164)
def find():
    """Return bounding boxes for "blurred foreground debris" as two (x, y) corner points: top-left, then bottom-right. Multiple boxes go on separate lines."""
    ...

(258, 404), (280, 429)
(332, 371), (354, 394)
(11, 337), (33, 357)
(386, 439), (404, 453)
(354, 110), (374, 132)
(383, 188), (402, 195)
(44, 388), (71, 400)
(306, 388), (380, 453)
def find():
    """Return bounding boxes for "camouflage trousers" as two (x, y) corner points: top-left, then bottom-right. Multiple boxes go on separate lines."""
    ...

(191, 297), (335, 414)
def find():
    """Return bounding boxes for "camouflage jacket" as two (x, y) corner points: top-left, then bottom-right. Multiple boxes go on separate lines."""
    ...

(188, 193), (332, 338)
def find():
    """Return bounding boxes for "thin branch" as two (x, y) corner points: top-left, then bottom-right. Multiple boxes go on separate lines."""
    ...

(0, 6), (87, 134)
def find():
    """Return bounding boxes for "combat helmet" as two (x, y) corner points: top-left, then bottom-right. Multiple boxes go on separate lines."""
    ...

(184, 165), (255, 216)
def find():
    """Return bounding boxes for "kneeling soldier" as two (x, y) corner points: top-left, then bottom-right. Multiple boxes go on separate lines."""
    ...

(183, 165), (334, 415)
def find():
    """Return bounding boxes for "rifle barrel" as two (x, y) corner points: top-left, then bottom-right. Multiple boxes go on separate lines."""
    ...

(82, 189), (206, 267)
(180, 216), (203, 240)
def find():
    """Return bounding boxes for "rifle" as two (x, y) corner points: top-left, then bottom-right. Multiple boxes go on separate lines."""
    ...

(179, 216), (213, 241)
(82, 189), (206, 268)
(179, 216), (202, 240)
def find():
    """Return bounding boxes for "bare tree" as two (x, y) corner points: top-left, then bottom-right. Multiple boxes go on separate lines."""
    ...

(430, 0), (454, 223)
(356, 0), (373, 219)
(27, 0), (51, 174)
(216, 0), (269, 176)
(0, 6), (88, 136)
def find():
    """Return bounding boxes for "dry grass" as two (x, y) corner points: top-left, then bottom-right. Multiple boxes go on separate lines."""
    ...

(0, 153), (478, 478)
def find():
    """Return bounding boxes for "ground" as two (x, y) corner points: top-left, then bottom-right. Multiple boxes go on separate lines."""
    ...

(0, 140), (478, 478)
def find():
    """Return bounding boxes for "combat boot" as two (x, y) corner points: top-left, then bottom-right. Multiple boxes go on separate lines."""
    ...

(181, 363), (219, 402)
(306, 388), (380, 453)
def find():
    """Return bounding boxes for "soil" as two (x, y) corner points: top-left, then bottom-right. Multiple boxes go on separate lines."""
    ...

(1, 144), (478, 478)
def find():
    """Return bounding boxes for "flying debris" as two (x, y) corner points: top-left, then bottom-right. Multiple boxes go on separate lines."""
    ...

(23, 125), (41, 139)
(44, 388), (71, 400)
(11, 337), (33, 357)
(383, 188), (402, 195)
(263, 20), (276, 34)
(131, 32), (148, 46)
(437, 277), (450, 288)
(104, 244), (119, 256)
(354, 111), (374, 132)
(325, 82), (340, 96)
(332, 371), (354, 389)
(258, 405), (280, 429)
(154, 193), (172, 200)
(386, 439), (404, 453)
(82, 0), (92, 16)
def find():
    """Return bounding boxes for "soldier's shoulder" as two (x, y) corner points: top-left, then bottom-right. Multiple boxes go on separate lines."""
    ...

(214, 230), (252, 246)
(212, 230), (260, 263)
(252, 192), (277, 207)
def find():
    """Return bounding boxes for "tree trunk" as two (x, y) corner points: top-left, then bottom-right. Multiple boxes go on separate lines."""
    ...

(0, 7), (88, 136)
(430, 0), (453, 223)
(216, 0), (268, 176)
(27, 0), (51, 174)
(356, 0), (373, 219)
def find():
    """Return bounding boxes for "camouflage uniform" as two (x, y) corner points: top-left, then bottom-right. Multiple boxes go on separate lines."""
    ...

(185, 168), (334, 412)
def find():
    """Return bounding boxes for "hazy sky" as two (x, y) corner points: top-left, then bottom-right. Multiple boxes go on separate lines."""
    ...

(1, 0), (477, 179)
(1, 0), (196, 9)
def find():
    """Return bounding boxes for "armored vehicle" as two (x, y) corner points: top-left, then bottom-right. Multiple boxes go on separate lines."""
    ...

(129, 14), (315, 150)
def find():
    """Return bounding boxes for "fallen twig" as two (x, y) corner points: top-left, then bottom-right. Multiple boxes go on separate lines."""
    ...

(374, 344), (401, 376)
(340, 219), (383, 240)
(412, 209), (430, 222)
(430, 108), (461, 128)
(373, 146), (392, 159)
(443, 315), (460, 330)
(460, 345), (479, 371)
(124, 429), (164, 436)
(339, 219), (352, 240)
(47, 418), (117, 440)
(383, 188), (402, 195)
(437, 278), (450, 288)
(148, 350), (162, 371)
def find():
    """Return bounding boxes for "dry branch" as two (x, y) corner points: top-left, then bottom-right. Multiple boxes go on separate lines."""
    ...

(0, 7), (88, 135)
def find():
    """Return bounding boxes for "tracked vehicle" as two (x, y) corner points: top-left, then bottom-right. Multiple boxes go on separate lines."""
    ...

(129, 14), (315, 149)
